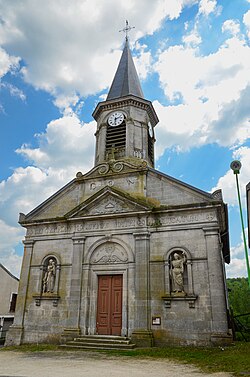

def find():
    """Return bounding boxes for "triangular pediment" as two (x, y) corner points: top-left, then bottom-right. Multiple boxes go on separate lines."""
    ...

(66, 187), (151, 219)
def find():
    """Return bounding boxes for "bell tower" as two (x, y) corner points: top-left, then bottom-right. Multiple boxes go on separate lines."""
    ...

(92, 35), (158, 168)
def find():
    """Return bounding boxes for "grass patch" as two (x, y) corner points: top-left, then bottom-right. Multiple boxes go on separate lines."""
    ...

(104, 342), (250, 376)
(1, 344), (60, 352)
(1, 342), (249, 376)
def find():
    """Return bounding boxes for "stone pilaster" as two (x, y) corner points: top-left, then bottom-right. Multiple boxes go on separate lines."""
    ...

(5, 240), (34, 346)
(65, 235), (85, 333)
(126, 118), (134, 159)
(131, 232), (154, 347)
(203, 227), (231, 342)
(95, 123), (107, 164)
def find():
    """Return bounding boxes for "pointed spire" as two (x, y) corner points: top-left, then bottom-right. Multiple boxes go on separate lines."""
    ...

(107, 39), (144, 100)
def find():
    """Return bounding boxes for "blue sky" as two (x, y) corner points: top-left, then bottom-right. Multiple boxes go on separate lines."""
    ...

(0, 0), (250, 278)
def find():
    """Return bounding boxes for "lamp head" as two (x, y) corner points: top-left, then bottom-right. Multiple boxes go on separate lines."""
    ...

(230, 160), (242, 174)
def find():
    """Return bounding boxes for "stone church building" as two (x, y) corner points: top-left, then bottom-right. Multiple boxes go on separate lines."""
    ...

(6, 39), (232, 347)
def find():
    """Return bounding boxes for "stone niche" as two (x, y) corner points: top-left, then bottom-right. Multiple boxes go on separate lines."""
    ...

(33, 254), (61, 307)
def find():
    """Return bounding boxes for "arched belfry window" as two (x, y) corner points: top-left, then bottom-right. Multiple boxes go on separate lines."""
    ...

(106, 112), (126, 160)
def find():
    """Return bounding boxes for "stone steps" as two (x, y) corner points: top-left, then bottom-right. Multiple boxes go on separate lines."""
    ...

(60, 334), (136, 350)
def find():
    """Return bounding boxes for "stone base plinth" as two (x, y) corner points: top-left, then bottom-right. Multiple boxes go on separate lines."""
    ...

(61, 328), (81, 343)
(4, 325), (23, 346)
(131, 330), (154, 347)
(210, 332), (233, 346)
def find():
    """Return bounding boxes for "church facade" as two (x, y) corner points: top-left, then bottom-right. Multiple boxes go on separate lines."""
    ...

(6, 40), (232, 347)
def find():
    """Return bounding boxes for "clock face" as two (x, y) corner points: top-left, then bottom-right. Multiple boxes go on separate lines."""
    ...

(108, 112), (124, 127)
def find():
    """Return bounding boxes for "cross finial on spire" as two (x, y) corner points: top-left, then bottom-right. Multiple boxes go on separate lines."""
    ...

(119, 20), (135, 42)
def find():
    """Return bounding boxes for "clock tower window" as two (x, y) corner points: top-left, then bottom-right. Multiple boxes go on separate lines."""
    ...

(105, 116), (126, 160)
(148, 131), (154, 165)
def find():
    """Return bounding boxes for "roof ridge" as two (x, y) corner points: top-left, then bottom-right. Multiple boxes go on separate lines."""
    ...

(0, 263), (19, 281)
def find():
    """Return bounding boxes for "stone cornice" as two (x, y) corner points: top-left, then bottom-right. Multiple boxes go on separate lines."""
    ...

(92, 95), (159, 127)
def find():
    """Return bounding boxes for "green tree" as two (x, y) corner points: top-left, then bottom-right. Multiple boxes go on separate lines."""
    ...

(227, 277), (250, 340)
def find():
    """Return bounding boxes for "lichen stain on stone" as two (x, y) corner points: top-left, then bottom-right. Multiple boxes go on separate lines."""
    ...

(150, 256), (164, 262)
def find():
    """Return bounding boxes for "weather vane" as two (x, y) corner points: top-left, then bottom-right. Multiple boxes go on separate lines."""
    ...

(119, 20), (135, 41)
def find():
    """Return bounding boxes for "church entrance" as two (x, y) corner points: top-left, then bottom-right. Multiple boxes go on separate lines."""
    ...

(96, 275), (123, 335)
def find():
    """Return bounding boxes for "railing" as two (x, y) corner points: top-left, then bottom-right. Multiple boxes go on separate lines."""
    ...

(230, 311), (250, 341)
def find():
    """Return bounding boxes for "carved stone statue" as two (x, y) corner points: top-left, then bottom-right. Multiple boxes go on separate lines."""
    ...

(170, 252), (186, 293)
(43, 258), (56, 293)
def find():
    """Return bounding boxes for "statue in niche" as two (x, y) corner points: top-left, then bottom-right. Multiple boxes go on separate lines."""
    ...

(170, 252), (186, 293)
(43, 258), (56, 293)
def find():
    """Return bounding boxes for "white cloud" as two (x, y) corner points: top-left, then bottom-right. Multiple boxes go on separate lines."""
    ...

(155, 37), (250, 105)
(0, 166), (49, 226)
(53, 93), (80, 114)
(154, 99), (207, 157)
(0, 112), (95, 236)
(222, 19), (241, 36)
(16, 113), (95, 171)
(0, 48), (22, 111)
(134, 43), (153, 80)
(153, 35), (250, 154)
(0, 0), (197, 101)
(209, 84), (250, 147)
(0, 82), (26, 101)
(0, 46), (19, 78)
(182, 29), (202, 47)
(0, 110), (96, 274)
(226, 233), (248, 278)
(0, 219), (24, 277)
(145, 0), (198, 32)
(226, 256), (247, 278)
(243, 10), (250, 39)
(211, 146), (250, 206)
(0, 220), (23, 251)
(198, 0), (218, 16)
(0, 250), (23, 278)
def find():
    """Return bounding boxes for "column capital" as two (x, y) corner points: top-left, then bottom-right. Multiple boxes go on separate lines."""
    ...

(203, 226), (219, 237)
(133, 232), (150, 240)
(23, 239), (35, 246)
(72, 235), (86, 244)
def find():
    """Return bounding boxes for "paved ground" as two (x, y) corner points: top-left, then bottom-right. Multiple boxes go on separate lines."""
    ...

(0, 350), (232, 377)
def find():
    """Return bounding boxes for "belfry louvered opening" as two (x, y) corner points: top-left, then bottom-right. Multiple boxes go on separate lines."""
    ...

(106, 121), (126, 159)
(148, 132), (154, 165)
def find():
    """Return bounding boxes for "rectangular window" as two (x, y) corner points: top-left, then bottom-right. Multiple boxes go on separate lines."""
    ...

(9, 293), (17, 312)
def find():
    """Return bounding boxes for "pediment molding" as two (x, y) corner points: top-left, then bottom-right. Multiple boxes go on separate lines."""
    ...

(66, 187), (151, 219)
(77, 160), (148, 180)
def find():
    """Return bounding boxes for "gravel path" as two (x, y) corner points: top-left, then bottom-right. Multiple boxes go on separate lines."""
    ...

(0, 350), (232, 377)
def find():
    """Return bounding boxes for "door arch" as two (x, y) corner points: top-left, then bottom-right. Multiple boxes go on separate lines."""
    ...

(86, 238), (134, 337)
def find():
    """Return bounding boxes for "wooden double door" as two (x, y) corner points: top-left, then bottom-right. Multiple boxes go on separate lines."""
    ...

(96, 275), (123, 335)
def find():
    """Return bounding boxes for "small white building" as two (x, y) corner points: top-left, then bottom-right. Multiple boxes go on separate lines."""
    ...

(0, 264), (19, 344)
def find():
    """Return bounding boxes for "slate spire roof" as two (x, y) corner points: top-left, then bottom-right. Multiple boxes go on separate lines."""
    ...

(107, 39), (144, 100)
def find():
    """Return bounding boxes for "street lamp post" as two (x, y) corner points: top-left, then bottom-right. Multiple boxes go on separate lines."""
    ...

(230, 160), (250, 288)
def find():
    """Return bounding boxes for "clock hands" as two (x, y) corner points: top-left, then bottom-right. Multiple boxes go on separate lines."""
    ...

(108, 112), (124, 126)
(114, 115), (122, 125)
(114, 115), (118, 125)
